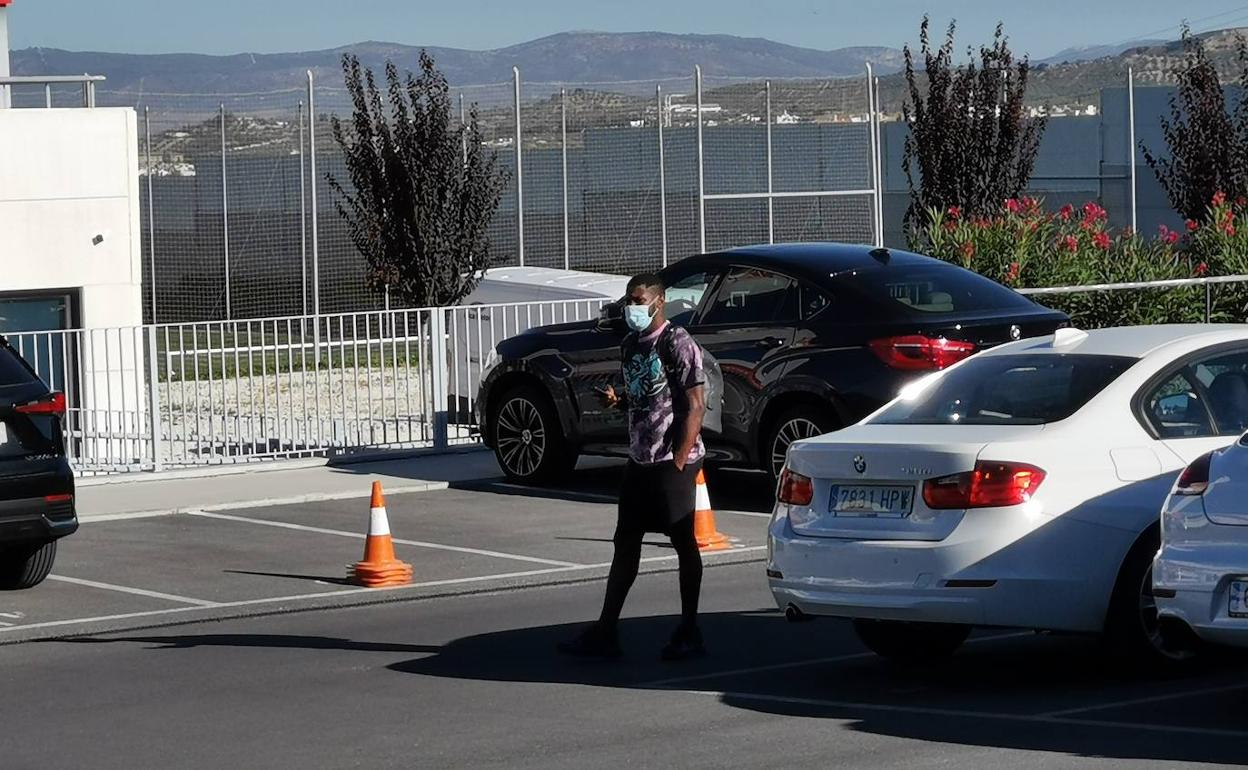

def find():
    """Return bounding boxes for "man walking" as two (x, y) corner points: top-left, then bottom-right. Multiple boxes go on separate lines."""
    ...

(558, 272), (708, 661)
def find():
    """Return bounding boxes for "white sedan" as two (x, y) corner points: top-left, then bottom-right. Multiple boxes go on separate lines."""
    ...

(768, 325), (1248, 664)
(1155, 436), (1248, 649)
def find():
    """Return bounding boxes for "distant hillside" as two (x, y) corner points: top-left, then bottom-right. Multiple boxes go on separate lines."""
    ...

(11, 31), (905, 95)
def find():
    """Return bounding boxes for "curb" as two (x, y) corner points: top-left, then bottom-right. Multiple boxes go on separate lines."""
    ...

(79, 481), (456, 522)
(0, 548), (767, 646)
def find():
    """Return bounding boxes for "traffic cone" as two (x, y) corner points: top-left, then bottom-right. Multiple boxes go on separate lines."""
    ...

(693, 469), (730, 551)
(348, 481), (414, 587)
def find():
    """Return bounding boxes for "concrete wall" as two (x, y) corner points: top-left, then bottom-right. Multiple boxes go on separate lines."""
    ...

(0, 107), (142, 330)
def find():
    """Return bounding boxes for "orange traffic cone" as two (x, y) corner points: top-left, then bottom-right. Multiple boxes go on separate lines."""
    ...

(693, 469), (730, 551)
(348, 482), (414, 587)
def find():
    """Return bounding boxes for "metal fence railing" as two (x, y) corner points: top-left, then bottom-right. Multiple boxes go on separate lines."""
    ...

(6, 297), (607, 475)
(1016, 274), (1248, 322)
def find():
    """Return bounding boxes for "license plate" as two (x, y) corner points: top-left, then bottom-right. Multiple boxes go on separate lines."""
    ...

(1230, 580), (1248, 618)
(828, 484), (915, 518)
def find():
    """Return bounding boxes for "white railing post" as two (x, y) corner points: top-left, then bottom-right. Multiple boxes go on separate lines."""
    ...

(429, 309), (450, 449)
(513, 66), (525, 267)
(657, 83), (668, 267)
(220, 103), (231, 320)
(1128, 66), (1137, 235)
(696, 65), (706, 254)
(561, 87), (570, 271)
(766, 79), (774, 244)
(146, 325), (163, 472)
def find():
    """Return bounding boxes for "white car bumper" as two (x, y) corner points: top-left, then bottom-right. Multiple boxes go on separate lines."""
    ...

(1154, 541), (1248, 649)
(767, 506), (1134, 633)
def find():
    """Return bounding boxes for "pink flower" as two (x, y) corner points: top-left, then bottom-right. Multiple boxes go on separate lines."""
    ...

(1213, 191), (1227, 207)
(960, 241), (976, 259)
(1061, 234), (1079, 252)
(1058, 204), (1074, 221)
(1166, 230), (1179, 245)
(1004, 262), (1020, 283)
(1021, 196), (1040, 214)
(1195, 262), (1209, 276)
(1082, 202), (1106, 222)
(943, 219), (957, 232)
(1093, 231), (1111, 250)
(1236, 196), (1246, 208)
(1226, 223), (1237, 237)
(1005, 198), (1022, 214)
(1186, 219), (1200, 232)
(947, 206), (961, 219)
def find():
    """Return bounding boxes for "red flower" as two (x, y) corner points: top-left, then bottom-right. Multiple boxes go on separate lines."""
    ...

(1226, 223), (1237, 237)
(1061, 234), (1079, 252)
(1195, 262), (1209, 276)
(1021, 196), (1040, 214)
(947, 206), (961, 219)
(1004, 261), (1020, 283)
(1213, 191), (1227, 207)
(1236, 196), (1246, 208)
(1093, 231), (1111, 250)
(943, 219), (957, 232)
(1186, 219), (1200, 232)
(1082, 202), (1107, 222)
(1058, 204), (1074, 221)
(1005, 198), (1022, 214)
(1166, 230), (1180, 245)
(960, 241), (976, 259)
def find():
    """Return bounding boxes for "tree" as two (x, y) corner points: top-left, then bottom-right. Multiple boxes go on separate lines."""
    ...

(901, 18), (1046, 234)
(329, 52), (509, 308)
(1141, 26), (1248, 221)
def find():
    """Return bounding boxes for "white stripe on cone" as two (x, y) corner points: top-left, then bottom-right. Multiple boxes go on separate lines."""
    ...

(369, 506), (391, 536)
(695, 478), (711, 511)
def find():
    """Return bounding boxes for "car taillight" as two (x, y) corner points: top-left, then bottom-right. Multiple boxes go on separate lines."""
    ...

(777, 468), (814, 506)
(868, 335), (977, 371)
(1174, 452), (1213, 496)
(16, 392), (65, 416)
(923, 461), (1046, 509)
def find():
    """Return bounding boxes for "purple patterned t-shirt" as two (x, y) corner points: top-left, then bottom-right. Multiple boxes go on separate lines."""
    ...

(621, 321), (706, 466)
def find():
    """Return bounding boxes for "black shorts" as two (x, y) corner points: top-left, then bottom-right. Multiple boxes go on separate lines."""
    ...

(616, 458), (704, 538)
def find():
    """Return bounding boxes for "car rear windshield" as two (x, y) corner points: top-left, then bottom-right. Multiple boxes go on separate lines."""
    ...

(0, 344), (39, 395)
(848, 265), (1036, 314)
(871, 354), (1137, 426)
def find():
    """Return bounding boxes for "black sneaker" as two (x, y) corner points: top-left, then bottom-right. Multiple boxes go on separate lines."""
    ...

(556, 623), (622, 659)
(660, 624), (706, 662)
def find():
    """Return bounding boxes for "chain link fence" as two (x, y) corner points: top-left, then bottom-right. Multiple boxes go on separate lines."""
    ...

(119, 66), (888, 324)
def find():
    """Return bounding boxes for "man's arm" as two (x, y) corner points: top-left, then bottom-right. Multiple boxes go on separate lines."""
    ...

(673, 383), (706, 472)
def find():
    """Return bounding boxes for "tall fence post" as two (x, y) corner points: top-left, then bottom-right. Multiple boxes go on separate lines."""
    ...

(220, 103), (231, 319)
(874, 75), (885, 246)
(460, 92), (467, 165)
(146, 325), (163, 473)
(429, 309), (450, 449)
(866, 64), (883, 248)
(657, 83), (668, 267)
(513, 66), (525, 267)
(766, 80), (774, 245)
(298, 99), (308, 317)
(307, 70), (321, 354)
(1128, 66), (1137, 235)
(696, 65), (706, 254)
(561, 87), (569, 270)
(145, 106), (157, 323)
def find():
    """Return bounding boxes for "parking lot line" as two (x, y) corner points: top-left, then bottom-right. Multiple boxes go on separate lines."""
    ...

(47, 576), (219, 607)
(1041, 681), (1248, 717)
(186, 510), (586, 568)
(677, 689), (1248, 739)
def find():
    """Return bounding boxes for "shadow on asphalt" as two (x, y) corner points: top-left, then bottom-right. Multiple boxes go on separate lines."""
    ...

(376, 611), (1247, 765)
(451, 465), (777, 514)
(59, 634), (435, 653)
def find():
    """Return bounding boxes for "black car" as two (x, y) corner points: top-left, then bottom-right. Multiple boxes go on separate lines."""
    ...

(0, 336), (76, 589)
(477, 243), (1068, 483)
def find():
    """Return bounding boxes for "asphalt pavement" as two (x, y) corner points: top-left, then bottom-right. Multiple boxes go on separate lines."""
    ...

(1, 463), (1246, 768)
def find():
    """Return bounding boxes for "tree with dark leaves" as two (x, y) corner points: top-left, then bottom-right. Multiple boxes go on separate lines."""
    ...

(330, 52), (509, 308)
(902, 17), (1046, 234)
(1142, 26), (1248, 221)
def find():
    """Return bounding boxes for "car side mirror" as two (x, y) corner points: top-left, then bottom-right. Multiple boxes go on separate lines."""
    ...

(596, 301), (626, 335)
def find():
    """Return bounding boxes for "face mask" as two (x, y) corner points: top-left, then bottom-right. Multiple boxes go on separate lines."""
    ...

(624, 301), (655, 332)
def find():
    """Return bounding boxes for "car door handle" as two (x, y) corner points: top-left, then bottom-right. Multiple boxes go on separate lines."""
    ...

(757, 336), (786, 349)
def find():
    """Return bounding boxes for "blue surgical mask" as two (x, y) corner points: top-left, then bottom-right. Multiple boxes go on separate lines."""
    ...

(624, 302), (655, 332)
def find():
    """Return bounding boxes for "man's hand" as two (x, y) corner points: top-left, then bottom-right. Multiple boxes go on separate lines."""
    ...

(597, 384), (621, 409)
(672, 456), (687, 473)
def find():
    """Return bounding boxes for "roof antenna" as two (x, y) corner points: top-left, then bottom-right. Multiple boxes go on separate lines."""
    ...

(869, 247), (890, 264)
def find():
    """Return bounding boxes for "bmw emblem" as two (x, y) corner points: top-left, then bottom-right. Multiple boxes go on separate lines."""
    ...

(1010, 325), (1022, 341)
(853, 455), (867, 474)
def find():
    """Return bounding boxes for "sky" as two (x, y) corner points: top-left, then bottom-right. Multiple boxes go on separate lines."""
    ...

(6, 0), (1248, 58)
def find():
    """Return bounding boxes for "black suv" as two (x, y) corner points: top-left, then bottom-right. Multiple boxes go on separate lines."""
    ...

(477, 243), (1068, 483)
(0, 336), (76, 589)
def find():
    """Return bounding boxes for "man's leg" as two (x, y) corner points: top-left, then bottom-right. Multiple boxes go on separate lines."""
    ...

(598, 527), (645, 628)
(668, 515), (703, 628)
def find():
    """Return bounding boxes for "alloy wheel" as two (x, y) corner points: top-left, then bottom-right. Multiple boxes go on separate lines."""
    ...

(771, 417), (823, 477)
(495, 397), (547, 478)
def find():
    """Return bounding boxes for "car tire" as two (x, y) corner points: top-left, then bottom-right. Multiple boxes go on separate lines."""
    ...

(491, 383), (575, 485)
(852, 619), (971, 663)
(1104, 528), (1195, 669)
(0, 540), (58, 590)
(765, 405), (839, 478)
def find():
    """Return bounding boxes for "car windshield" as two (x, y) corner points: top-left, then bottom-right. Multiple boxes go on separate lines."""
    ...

(847, 265), (1035, 314)
(0, 344), (39, 397)
(871, 353), (1137, 426)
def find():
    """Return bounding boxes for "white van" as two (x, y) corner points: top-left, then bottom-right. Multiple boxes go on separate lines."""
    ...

(449, 267), (629, 423)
